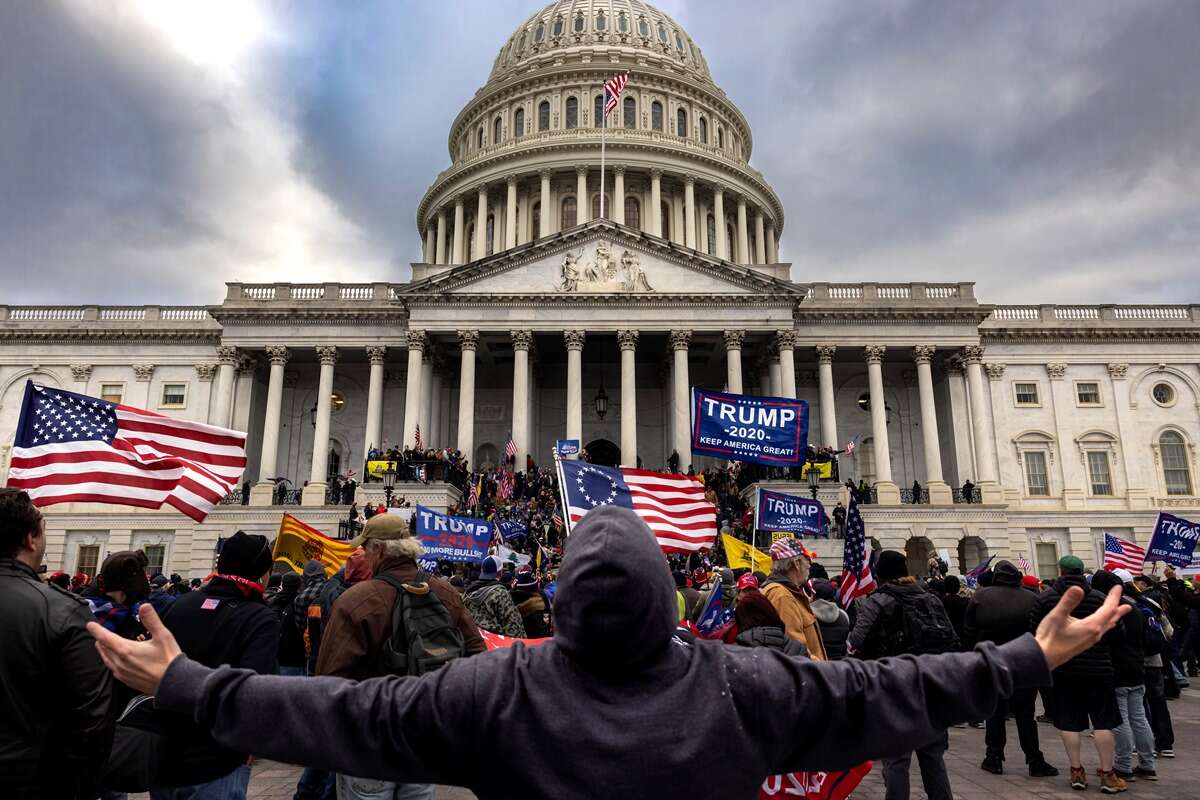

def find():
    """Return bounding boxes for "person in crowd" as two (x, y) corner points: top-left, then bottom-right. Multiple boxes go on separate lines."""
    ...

(69, 571), (90, 593)
(961, 478), (976, 502)
(268, 572), (307, 677)
(465, 555), (526, 637)
(667, 449), (680, 474)
(675, 570), (701, 620)
(1029, 555), (1124, 793)
(47, 569), (70, 589)
(1164, 565), (1200, 679)
(735, 582), (808, 657)
(963, 559), (1058, 777)
(936, 575), (970, 645)
(809, 579), (849, 659)
(1, 489), (114, 800)
(293, 560), (328, 674)
(1130, 574), (1175, 758)
(511, 569), (551, 638)
(832, 501), (846, 538)
(761, 538), (826, 660)
(1092, 568), (1157, 783)
(317, 514), (484, 800)
(152, 530), (279, 798)
(146, 573), (177, 615)
(89, 551), (150, 643)
(91, 504), (1130, 800)
(911, 479), (922, 504)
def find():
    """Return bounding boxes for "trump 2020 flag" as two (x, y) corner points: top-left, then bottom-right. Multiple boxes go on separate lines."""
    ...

(556, 459), (716, 553)
(691, 388), (808, 467)
(7, 381), (246, 522)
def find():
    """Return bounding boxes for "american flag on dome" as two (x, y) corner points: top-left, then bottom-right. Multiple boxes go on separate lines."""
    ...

(556, 460), (716, 553)
(604, 71), (629, 116)
(836, 494), (875, 606)
(1104, 533), (1146, 572)
(7, 381), (246, 523)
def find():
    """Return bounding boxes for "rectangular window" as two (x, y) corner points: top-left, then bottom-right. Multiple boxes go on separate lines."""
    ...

(1024, 451), (1050, 496)
(1034, 542), (1058, 580)
(1014, 382), (1039, 405)
(160, 383), (186, 408)
(1087, 451), (1113, 495)
(143, 544), (166, 576)
(100, 384), (123, 404)
(76, 544), (101, 578)
(1076, 382), (1101, 405)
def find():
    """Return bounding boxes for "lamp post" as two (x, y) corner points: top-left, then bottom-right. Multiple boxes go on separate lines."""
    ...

(807, 461), (821, 500)
(593, 383), (609, 420)
(382, 462), (397, 507)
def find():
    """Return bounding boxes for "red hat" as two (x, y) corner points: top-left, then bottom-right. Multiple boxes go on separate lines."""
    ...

(1021, 575), (1041, 589)
(736, 573), (759, 591)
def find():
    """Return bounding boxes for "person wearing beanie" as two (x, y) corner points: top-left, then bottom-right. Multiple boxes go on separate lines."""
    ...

(848, 549), (961, 800)
(963, 559), (1058, 778)
(1022, 575), (1042, 591)
(935, 575), (970, 645)
(809, 579), (850, 660)
(146, 572), (176, 615)
(293, 559), (329, 654)
(465, 554), (526, 637)
(511, 569), (551, 639)
(760, 538), (827, 660)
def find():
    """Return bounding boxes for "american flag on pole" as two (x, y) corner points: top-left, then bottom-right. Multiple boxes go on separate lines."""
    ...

(1104, 533), (1147, 571)
(836, 494), (875, 606)
(604, 71), (629, 116)
(7, 381), (246, 522)
(504, 436), (517, 461)
(1017, 553), (1033, 575)
(556, 460), (716, 553)
(413, 424), (422, 450)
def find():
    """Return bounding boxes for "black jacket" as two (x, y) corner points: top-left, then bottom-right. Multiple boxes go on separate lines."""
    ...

(810, 598), (850, 660)
(1108, 598), (1146, 688)
(1029, 575), (1115, 680)
(939, 593), (970, 645)
(267, 589), (306, 668)
(510, 588), (552, 638)
(0, 558), (114, 800)
(155, 504), (1052, 800)
(963, 563), (1038, 648)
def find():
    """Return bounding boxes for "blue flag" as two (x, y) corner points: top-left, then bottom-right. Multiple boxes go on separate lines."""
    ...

(498, 519), (528, 543)
(695, 586), (732, 636)
(756, 488), (826, 537)
(1147, 512), (1200, 567)
(690, 388), (809, 467)
(414, 505), (494, 563)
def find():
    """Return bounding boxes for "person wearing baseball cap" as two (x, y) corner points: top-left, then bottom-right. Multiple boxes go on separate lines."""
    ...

(760, 538), (826, 660)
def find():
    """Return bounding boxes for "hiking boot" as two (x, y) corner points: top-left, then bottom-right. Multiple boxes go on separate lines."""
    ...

(1133, 766), (1158, 781)
(1069, 767), (1087, 791)
(1113, 769), (1136, 782)
(1029, 762), (1059, 778)
(1158, 748), (1175, 758)
(980, 756), (1003, 775)
(1099, 770), (1127, 794)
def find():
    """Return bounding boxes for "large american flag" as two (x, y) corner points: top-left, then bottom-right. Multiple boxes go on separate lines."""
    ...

(1104, 533), (1146, 572)
(604, 71), (629, 116)
(836, 494), (875, 606)
(557, 460), (716, 553)
(7, 381), (246, 522)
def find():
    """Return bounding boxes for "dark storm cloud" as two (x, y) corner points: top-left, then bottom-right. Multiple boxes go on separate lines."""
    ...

(0, 1), (1196, 304)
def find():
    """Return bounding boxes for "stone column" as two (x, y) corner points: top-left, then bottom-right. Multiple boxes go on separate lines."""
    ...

(428, 367), (443, 448)
(670, 330), (691, 465)
(363, 345), (386, 462)
(402, 331), (425, 448)
(419, 352), (434, 444)
(766, 222), (778, 263)
(511, 330), (532, 465)
(539, 169), (552, 239)
(865, 345), (900, 502)
(698, 200), (710, 253)
(491, 202), (503, 255)
(684, 176), (697, 249)
(671, 188), (685, 245)
(456, 331), (478, 463)
(435, 210), (448, 265)
(754, 210), (767, 264)
(723, 329), (745, 393)
(649, 169), (663, 236)
(1107, 363), (1149, 509)
(423, 225), (435, 263)
(618, 330), (639, 466)
(251, 346), (288, 506)
(612, 166), (625, 225)
(962, 344), (1000, 501)
(768, 349), (783, 396)
(736, 196), (750, 265)
(211, 346), (239, 427)
(302, 346), (337, 506)
(576, 166), (589, 224)
(505, 176), (518, 249)
(816, 345), (838, 448)
(451, 196), (466, 264)
(564, 330), (585, 450)
(776, 331), (797, 398)
(913, 345), (951, 505)
(474, 184), (488, 259)
(713, 186), (728, 260)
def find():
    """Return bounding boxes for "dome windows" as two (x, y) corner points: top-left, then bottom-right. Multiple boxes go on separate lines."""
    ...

(565, 96), (579, 129)
(617, 12), (629, 34)
(514, 107), (525, 137)
(658, 23), (669, 44)
(651, 100), (663, 131)
(623, 95), (636, 129)
(625, 197), (640, 229)
(717, 126), (724, 149)
(538, 101), (550, 131)
(561, 196), (577, 229)
(493, 117), (503, 145)
(699, 116), (708, 144)
(638, 16), (650, 37)
(675, 32), (685, 53)
(595, 11), (606, 32)
(574, 13), (585, 34)
(593, 94), (604, 128)
(553, 15), (564, 37)
(676, 108), (688, 137)
(517, 30), (526, 50)
(477, 125), (485, 149)
(534, 21), (545, 43)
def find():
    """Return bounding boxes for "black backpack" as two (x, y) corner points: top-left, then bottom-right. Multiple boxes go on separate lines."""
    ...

(879, 586), (960, 656)
(376, 573), (466, 676)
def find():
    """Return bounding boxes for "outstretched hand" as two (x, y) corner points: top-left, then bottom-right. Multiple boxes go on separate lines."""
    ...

(87, 603), (181, 696)
(1035, 585), (1129, 670)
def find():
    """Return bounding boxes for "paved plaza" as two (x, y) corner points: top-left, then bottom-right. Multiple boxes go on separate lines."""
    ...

(129, 690), (1200, 800)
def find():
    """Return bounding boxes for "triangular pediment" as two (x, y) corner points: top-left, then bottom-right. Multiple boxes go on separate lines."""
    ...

(400, 221), (800, 298)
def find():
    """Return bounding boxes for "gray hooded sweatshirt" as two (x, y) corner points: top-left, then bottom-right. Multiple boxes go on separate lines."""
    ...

(155, 504), (1050, 798)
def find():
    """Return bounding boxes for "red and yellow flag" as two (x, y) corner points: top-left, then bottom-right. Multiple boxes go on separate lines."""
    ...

(272, 513), (355, 577)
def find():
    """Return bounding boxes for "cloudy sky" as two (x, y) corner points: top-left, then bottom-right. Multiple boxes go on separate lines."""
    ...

(2, 0), (1197, 305)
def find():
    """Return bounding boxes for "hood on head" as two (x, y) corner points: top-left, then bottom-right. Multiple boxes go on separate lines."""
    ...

(302, 560), (325, 581)
(992, 560), (1021, 587)
(810, 598), (844, 624)
(554, 505), (675, 674)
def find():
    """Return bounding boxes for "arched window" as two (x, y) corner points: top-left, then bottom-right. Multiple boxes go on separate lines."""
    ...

(706, 214), (716, 254)
(591, 193), (609, 220)
(651, 100), (663, 131)
(676, 108), (687, 137)
(574, 12), (585, 33)
(465, 222), (475, 261)
(538, 101), (550, 131)
(675, 32), (685, 52)
(595, 11), (606, 31)
(623, 95), (636, 129)
(660, 202), (671, 240)
(534, 21), (545, 42)
(699, 116), (708, 144)
(565, 96), (578, 129)
(1160, 431), (1193, 495)
(594, 94), (604, 128)
(617, 12), (629, 33)
(531, 202), (541, 240)
(553, 16), (564, 37)
(625, 197), (641, 229)
(477, 125), (484, 149)
(561, 196), (577, 229)
(726, 219), (737, 256)
(517, 31), (526, 50)
(493, 117), (502, 145)
(657, 23), (668, 43)
(717, 126), (724, 149)
(485, 215), (495, 256)
(514, 108), (525, 137)
(638, 16), (650, 37)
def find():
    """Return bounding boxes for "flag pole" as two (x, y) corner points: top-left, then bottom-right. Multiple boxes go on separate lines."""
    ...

(600, 86), (606, 221)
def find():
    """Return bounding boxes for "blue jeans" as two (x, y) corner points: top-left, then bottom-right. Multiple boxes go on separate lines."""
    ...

(335, 774), (435, 800)
(295, 767), (336, 800)
(1113, 686), (1155, 773)
(280, 665), (307, 676)
(150, 764), (251, 799)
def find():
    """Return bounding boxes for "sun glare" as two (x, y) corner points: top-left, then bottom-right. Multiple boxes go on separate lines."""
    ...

(134, 0), (266, 75)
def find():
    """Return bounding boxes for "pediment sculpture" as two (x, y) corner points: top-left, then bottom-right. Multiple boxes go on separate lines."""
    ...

(557, 242), (655, 293)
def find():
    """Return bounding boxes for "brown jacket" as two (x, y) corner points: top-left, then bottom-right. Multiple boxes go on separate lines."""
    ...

(761, 580), (827, 661)
(316, 557), (485, 679)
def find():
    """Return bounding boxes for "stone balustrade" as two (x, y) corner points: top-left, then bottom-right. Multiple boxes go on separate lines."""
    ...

(0, 305), (213, 324)
(987, 304), (1200, 325)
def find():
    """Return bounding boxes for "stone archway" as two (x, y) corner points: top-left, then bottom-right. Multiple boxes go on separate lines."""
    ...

(958, 536), (989, 575)
(585, 438), (620, 467)
(905, 536), (936, 578)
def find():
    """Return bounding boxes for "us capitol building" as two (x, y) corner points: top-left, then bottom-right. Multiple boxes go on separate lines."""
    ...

(4, 0), (1198, 580)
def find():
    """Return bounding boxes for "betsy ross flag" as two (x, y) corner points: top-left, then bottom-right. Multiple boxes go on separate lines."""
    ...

(7, 381), (246, 522)
(556, 460), (716, 553)
(604, 71), (629, 116)
(836, 494), (875, 606)
(1104, 533), (1146, 571)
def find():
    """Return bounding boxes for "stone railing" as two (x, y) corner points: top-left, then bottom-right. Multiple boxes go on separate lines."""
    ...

(805, 282), (973, 303)
(227, 283), (395, 303)
(987, 304), (1200, 324)
(0, 305), (213, 323)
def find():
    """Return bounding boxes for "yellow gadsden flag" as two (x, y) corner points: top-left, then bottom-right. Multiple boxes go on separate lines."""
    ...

(272, 513), (355, 577)
(721, 533), (773, 573)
